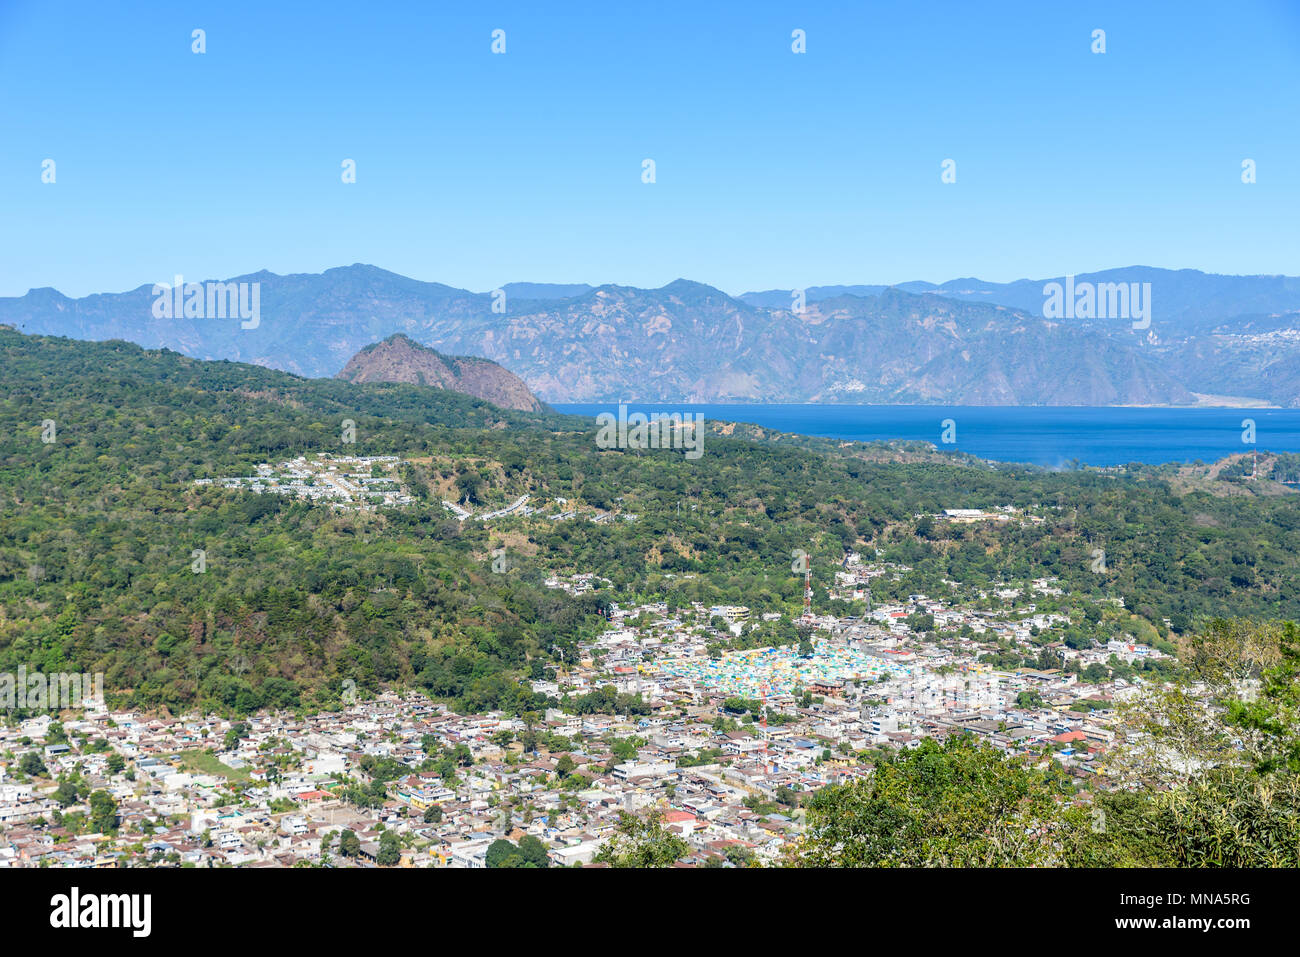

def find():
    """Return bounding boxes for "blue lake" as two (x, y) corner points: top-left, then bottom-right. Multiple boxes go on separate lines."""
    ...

(551, 403), (1300, 468)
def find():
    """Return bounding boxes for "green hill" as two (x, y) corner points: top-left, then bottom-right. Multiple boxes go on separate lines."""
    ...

(3, 326), (1300, 715)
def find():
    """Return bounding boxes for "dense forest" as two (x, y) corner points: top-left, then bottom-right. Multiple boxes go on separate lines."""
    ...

(3, 327), (1300, 715)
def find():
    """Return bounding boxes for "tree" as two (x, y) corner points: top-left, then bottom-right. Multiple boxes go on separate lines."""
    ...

(337, 829), (361, 858)
(555, 754), (575, 778)
(593, 810), (688, 868)
(1187, 617), (1283, 688)
(485, 838), (518, 868)
(1076, 619), (1300, 867)
(454, 471), (485, 505)
(53, 781), (79, 807)
(223, 723), (247, 750)
(19, 752), (47, 777)
(423, 805), (443, 824)
(795, 736), (1083, 867)
(609, 738), (638, 762)
(377, 830), (401, 866)
(88, 790), (119, 834)
(1015, 690), (1044, 710)
(1112, 683), (1233, 789)
(517, 834), (550, 868)
(106, 753), (126, 775)
(724, 844), (756, 867)
(1225, 620), (1300, 774)
(1079, 769), (1300, 868)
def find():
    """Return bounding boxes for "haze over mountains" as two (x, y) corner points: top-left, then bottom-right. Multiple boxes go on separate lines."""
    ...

(3, 265), (1299, 407)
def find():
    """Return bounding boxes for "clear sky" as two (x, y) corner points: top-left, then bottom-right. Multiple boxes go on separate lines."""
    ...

(2, 0), (1298, 297)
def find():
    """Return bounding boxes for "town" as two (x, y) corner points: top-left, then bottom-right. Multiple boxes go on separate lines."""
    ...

(0, 549), (1171, 868)
(194, 455), (414, 510)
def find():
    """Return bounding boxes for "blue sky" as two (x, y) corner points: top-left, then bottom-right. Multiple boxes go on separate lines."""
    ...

(2, 0), (1298, 297)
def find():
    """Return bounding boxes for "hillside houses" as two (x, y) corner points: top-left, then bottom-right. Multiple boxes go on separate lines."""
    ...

(0, 552), (1173, 868)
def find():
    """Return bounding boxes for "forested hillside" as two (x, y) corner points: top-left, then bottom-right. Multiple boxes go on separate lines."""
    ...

(2, 327), (1299, 715)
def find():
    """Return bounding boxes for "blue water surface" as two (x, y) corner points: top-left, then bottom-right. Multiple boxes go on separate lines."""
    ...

(551, 403), (1300, 468)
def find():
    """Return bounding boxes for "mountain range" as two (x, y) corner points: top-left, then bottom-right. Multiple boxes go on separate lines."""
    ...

(3, 265), (1299, 407)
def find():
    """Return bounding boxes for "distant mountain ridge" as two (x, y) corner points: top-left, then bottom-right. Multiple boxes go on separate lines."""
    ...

(740, 268), (1300, 324)
(3, 264), (1298, 406)
(336, 333), (544, 412)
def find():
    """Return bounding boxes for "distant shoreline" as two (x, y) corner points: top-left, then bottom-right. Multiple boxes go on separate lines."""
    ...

(553, 403), (1300, 468)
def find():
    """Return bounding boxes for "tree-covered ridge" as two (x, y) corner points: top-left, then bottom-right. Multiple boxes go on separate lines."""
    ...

(0, 330), (601, 714)
(2, 327), (1300, 715)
